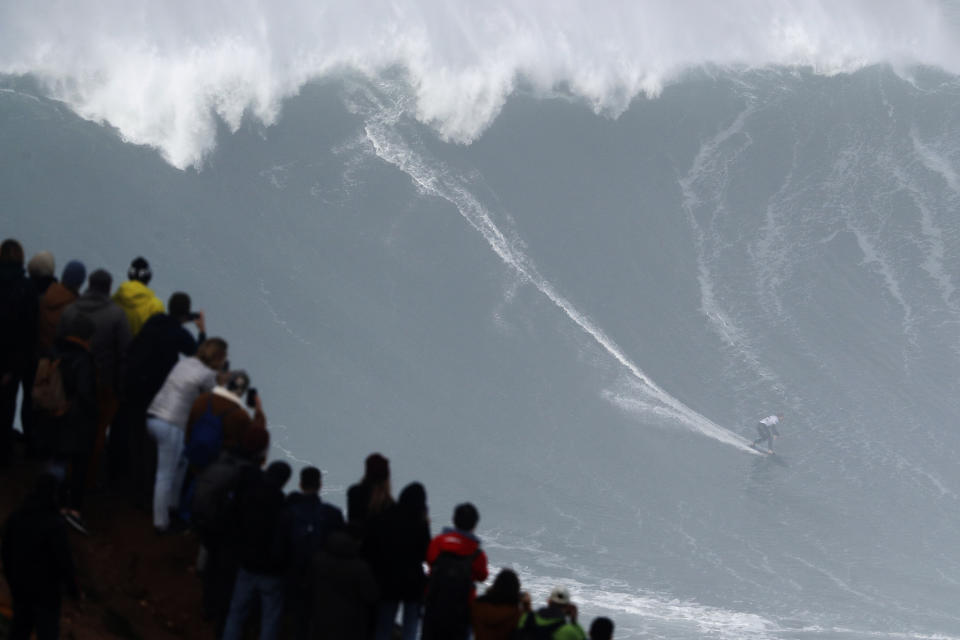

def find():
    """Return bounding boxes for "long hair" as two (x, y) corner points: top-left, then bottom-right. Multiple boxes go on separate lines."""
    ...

(478, 569), (521, 605)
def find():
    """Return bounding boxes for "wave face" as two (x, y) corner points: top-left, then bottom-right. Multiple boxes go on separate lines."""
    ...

(5, 8), (960, 638)
(2, 1), (960, 167)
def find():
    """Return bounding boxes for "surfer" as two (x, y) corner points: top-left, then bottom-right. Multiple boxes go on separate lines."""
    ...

(751, 414), (782, 454)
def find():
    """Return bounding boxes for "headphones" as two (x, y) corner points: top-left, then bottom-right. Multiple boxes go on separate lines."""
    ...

(128, 257), (152, 284)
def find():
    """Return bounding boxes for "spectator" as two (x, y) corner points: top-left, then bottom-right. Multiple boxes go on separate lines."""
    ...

(222, 460), (293, 640)
(311, 529), (379, 640)
(1, 473), (79, 640)
(26, 251), (56, 296)
(184, 370), (265, 469)
(193, 427), (270, 636)
(58, 269), (131, 487)
(37, 261), (85, 354)
(146, 337), (227, 532)
(421, 502), (490, 640)
(518, 587), (586, 640)
(36, 314), (99, 534)
(19, 251), (56, 450)
(346, 452), (393, 529)
(286, 466), (344, 640)
(112, 256), (163, 336)
(588, 617), (614, 640)
(369, 482), (430, 640)
(109, 291), (205, 500)
(472, 569), (523, 640)
(0, 239), (39, 468)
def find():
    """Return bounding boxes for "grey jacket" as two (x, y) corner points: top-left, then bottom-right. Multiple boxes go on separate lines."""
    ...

(147, 356), (217, 428)
(58, 290), (131, 391)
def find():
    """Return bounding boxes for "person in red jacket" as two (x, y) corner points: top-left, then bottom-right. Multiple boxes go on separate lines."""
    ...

(422, 502), (489, 640)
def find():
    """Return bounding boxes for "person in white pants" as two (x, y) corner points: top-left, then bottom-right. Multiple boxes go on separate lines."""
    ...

(146, 338), (228, 532)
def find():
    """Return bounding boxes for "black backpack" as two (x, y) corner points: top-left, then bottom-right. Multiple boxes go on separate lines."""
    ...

(422, 551), (479, 633)
(517, 612), (565, 640)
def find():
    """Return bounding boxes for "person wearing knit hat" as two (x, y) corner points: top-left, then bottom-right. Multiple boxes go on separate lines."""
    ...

(60, 260), (86, 294)
(112, 256), (164, 336)
(26, 251), (56, 296)
(347, 452), (393, 528)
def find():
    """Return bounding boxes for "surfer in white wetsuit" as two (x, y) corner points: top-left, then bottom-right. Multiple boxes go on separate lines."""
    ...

(752, 414), (782, 454)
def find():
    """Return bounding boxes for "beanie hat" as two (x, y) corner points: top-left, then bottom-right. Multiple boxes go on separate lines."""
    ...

(27, 251), (55, 278)
(128, 256), (152, 284)
(61, 260), (87, 292)
(364, 453), (390, 483)
(88, 269), (113, 295)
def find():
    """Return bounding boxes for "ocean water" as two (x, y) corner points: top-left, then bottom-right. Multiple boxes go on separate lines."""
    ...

(4, 2), (960, 638)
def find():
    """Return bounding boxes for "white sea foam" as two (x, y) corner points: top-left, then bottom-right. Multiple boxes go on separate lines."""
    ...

(1, 1), (958, 167)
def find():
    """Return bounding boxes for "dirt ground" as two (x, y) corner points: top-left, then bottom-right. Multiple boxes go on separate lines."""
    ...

(0, 445), (212, 640)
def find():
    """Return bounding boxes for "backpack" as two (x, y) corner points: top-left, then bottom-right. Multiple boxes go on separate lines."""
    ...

(423, 550), (479, 633)
(32, 357), (69, 416)
(517, 612), (565, 640)
(184, 397), (238, 468)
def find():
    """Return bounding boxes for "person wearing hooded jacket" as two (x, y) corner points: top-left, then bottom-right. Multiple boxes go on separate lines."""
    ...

(422, 502), (490, 640)
(37, 261), (85, 354)
(109, 291), (205, 498)
(2, 473), (80, 640)
(368, 482), (431, 640)
(517, 587), (586, 640)
(58, 269), (131, 488)
(112, 256), (164, 336)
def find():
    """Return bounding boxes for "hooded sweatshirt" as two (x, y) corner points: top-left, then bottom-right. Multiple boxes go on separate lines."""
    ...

(58, 290), (131, 391)
(112, 280), (164, 336)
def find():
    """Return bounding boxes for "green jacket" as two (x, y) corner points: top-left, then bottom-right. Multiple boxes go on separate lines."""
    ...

(518, 608), (586, 640)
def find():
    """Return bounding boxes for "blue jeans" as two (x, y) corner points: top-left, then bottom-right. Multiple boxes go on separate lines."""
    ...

(146, 416), (186, 529)
(221, 569), (285, 640)
(375, 600), (420, 640)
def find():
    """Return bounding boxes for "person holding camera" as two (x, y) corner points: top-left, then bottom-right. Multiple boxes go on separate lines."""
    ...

(109, 292), (206, 498)
(145, 337), (228, 533)
(184, 369), (266, 467)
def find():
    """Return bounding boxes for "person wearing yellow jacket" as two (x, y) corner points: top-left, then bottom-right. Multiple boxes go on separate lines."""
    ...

(112, 257), (164, 336)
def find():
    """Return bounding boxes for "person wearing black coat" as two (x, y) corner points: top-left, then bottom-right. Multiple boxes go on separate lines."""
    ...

(0, 239), (39, 469)
(311, 530), (379, 640)
(286, 466), (345, 640)
(108, 292), (205, 499)
(222, 461), (293, 640)
(34, 315), (99, 534)
(1, 473), (79, 640)
(369, 482), (431, 640)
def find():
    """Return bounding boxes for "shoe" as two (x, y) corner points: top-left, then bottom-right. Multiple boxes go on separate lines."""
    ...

(62, 510), (90, 535)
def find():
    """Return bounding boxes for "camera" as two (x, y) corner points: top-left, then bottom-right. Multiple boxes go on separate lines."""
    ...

(246, 388), (258, 409)
(186, 311), (201, 321)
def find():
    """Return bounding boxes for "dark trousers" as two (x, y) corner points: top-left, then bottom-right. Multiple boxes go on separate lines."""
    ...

(0, 374), (20, 466)
(109, 396), (155, 507)
(10, 595), (60, 640)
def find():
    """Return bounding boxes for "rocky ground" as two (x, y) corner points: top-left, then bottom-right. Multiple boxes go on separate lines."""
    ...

(0, 445), (210, 640)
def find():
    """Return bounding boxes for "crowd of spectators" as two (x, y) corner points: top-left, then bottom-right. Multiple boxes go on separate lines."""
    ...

(0, 237), (617, 640)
